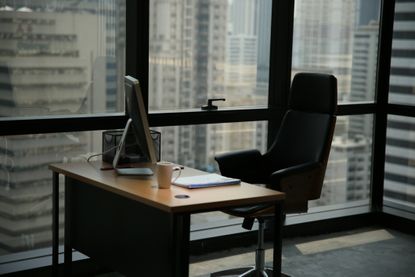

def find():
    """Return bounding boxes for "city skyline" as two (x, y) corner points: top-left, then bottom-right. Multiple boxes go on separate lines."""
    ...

(0, 0), (125, 254)
(1, 0), (413, 260)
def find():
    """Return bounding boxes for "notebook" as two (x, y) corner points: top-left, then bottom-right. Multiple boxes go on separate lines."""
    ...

(172, 173), (240, 189)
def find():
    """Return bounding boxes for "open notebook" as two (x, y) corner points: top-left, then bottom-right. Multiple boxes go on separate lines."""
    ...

(172, 173), (240, 189)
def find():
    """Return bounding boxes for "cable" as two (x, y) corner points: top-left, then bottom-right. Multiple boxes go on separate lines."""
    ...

(85, 140), (140, 163)
(86, 145), (117, 162)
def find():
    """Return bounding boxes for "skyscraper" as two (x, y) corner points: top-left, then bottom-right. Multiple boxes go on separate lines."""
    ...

(384, 0), (415, 209)
(292, 0), (356, 101)
(0, 1), (125, 254)
(149, 0), (228, 170)
(149, 0), (268, 172)
(292, 0), (383, 208)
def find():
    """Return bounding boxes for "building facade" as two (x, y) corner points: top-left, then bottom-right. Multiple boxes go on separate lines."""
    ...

(0, 1), (124, 254)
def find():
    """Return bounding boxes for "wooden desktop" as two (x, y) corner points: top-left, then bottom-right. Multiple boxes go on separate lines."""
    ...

(50, 161), (285, 276)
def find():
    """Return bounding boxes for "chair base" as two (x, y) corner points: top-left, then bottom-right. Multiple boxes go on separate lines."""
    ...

(211, 266), (290, 277)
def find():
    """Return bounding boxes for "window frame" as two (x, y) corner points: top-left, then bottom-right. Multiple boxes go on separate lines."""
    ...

(0, 0), (390, 220)
(1, 0), (413, 274)
(0, 0), (385, 215)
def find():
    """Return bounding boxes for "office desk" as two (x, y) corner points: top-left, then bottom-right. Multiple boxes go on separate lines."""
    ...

(49, 161), (285, 276)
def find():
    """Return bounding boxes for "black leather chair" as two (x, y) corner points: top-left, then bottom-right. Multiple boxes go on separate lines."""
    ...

(212, 72), (337, 276)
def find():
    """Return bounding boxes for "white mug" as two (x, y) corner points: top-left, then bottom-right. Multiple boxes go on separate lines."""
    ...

(157, 161), (182, 189)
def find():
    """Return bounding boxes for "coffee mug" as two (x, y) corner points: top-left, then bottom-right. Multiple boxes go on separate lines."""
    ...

(157, 161), (182, 189)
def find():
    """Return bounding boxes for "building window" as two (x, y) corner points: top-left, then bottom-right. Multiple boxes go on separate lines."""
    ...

(0, 1), (126, 117)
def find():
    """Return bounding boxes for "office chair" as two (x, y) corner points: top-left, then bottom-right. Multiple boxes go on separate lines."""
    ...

(212, 72), (337, 276)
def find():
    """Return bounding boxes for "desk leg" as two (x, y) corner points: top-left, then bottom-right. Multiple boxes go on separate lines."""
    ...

(273, 201), (284, 276)
(173, 214), (190, 277)
(64, 177), (72, 276)
(52, 172), (59, 276)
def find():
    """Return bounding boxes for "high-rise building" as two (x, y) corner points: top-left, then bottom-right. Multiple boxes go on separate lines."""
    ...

(384, 0), (415, 209)
(256, 0), (272, 93)
(293, 0), (360, 207)
(149, 0), (228, 170)
(149, 0), (268, 172)
(292, 0), (356, 101)
(205, 0), (269, 168)
(0, 1), (125, 254)
(335, 21), (379, 204)
(0, 10), (99, 253)
(293, 0), (383, 208)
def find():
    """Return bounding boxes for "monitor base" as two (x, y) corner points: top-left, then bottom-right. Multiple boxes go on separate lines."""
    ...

(115, 167), (154, 176)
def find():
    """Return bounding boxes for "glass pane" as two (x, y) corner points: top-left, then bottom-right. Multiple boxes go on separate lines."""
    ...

(0, 131), (102, 258)
(292, 0), (380, 103)
(149, 0), (272, 111)
(388, 1), (415, 105)
(154, 121), (268, 172)
(310, 115), (373, 210)
(0, 1), (126, 117)
(384, 115), (415, 212)
(154, 121), (268, 226)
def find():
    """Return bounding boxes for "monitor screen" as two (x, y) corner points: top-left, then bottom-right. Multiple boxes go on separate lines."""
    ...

(124, 76), (157, 164)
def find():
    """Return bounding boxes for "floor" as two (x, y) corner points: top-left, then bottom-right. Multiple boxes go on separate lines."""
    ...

(99, 227), (415, 277)
(189, 227), (415, 277)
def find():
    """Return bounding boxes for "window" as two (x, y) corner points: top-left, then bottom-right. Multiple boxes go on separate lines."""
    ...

(290, 0), (380, 212)
(383, 0), (415, 217)
(0, 1), (126, 117)
(388, 0), (415, 105)
(0, 0), (126, 268)
(154, 121), (268, 173)
(0, 131), (102, 258)
(148, 0), (272, 111)
(0, 0), (405, 274)
(292, 0), (381, 103)
(310, 115), (373, 211)
(153, 122), (268, 230)
(384, 116), (415, 213)
(384, 115), (415, 213)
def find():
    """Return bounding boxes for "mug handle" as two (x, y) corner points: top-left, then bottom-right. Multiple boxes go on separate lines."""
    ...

(172, 166), (182, 183)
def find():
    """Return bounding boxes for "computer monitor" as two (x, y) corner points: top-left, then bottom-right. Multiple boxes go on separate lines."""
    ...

(112, 76), (157, 176)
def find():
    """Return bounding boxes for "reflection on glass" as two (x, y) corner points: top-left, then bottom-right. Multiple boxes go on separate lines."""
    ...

(292, 0), (380, 103)
(0, 131), (101, 256)
(148, 0), (271, 111)
(0, 1), (126, 117)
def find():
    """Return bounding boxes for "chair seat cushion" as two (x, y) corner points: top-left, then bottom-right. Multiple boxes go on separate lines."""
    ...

(225, 203), (272, 217)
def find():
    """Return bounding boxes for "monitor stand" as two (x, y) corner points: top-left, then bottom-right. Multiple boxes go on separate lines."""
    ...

(112, 118), (154, 176)
(114, 167), (154, 176)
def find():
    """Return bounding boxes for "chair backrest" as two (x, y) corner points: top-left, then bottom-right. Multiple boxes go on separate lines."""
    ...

(265, 73), (337, 207)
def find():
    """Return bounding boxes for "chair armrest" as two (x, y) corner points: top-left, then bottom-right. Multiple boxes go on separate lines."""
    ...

(269, 161), (321, 185)
(215, 149), (267, 183)
(215, 149), (262, 166)
(269, 162), (324, 213)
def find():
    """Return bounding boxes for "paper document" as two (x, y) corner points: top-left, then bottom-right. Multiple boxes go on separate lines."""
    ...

(172, 173), (240, 189)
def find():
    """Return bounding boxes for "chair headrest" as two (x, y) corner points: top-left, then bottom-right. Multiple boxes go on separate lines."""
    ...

(289, 73), (337, 115)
